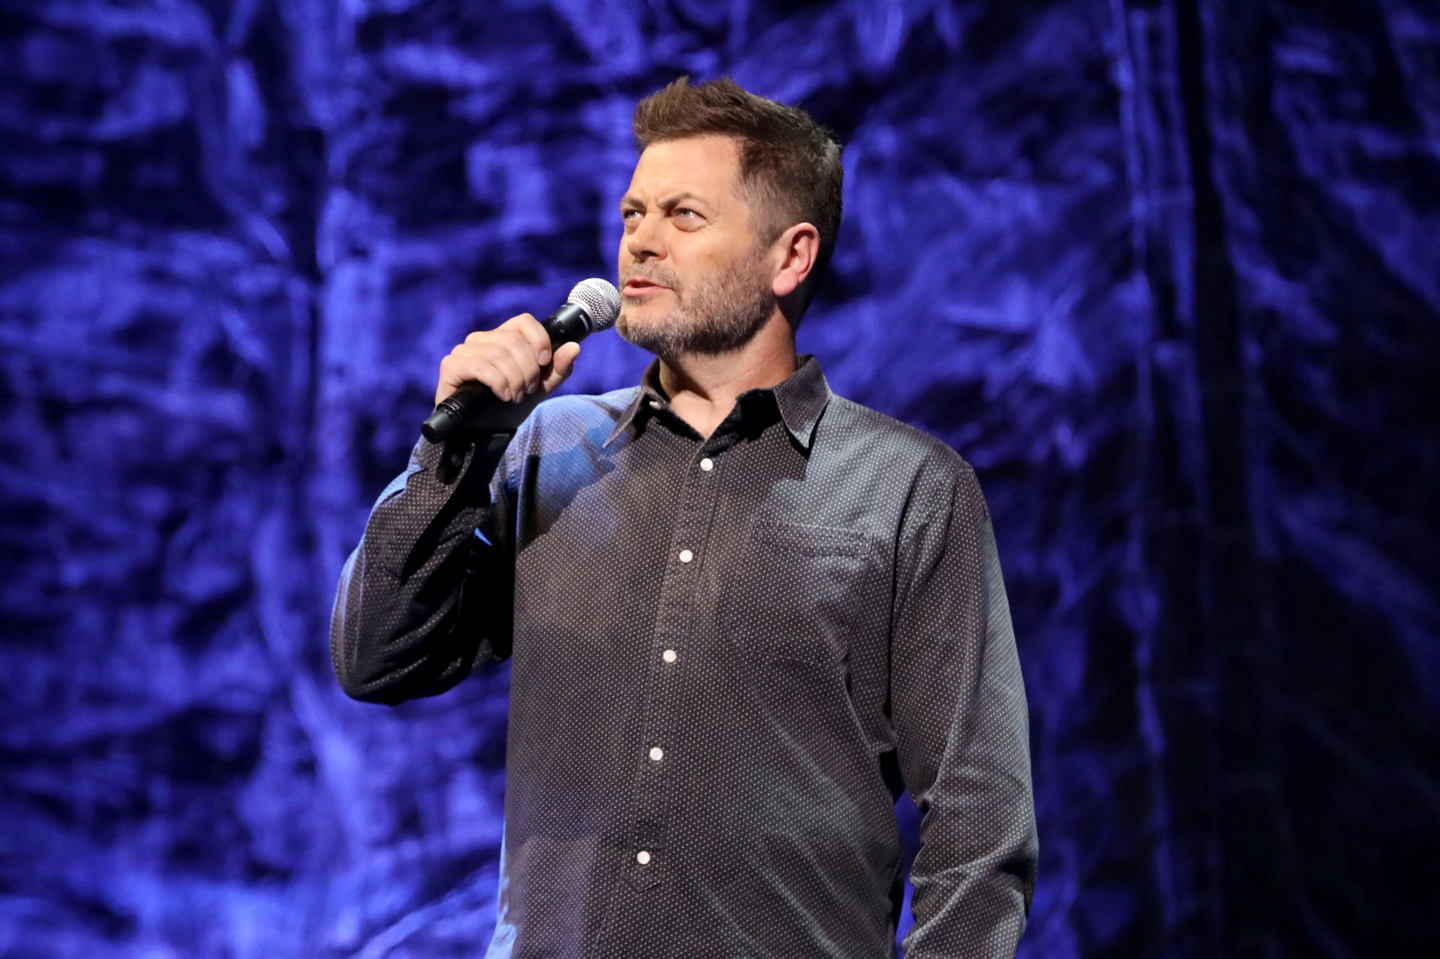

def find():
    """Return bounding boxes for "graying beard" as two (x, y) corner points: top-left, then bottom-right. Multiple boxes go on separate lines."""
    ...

(618, 258), (773, 359)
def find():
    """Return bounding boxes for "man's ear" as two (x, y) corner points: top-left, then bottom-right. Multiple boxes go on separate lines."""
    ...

(771, 222), (820, 300)
(771, 222), (821, 328)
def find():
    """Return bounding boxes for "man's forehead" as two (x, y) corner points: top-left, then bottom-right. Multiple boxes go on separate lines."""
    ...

(626, 136), (745, 201)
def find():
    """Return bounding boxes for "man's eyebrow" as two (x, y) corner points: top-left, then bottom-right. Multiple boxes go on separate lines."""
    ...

(659, 191), (708, 209)
(619, 191), (710, 210)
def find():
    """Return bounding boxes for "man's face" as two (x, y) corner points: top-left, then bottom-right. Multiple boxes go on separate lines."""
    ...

(616, 136), (777, 358)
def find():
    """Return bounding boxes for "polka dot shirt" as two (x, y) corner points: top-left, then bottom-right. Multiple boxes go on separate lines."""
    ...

(332, 356), (1038, 959)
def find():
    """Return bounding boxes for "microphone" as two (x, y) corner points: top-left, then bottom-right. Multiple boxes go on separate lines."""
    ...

(422, 278), (621, 443)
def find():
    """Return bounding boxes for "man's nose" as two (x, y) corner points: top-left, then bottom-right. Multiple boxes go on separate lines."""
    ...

(625, 213), (664, 261)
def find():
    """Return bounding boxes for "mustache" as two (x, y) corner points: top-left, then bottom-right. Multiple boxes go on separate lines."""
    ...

(620, 264), (684, 294)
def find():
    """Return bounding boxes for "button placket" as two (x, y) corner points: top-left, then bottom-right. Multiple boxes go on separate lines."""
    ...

(624, 439), (724, 893)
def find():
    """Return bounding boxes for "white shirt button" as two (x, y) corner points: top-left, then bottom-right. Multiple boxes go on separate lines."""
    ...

(700, 457), (714, 472)
(678, 549), (693, 564)
(649, 746), (664, 762)
(662, 649), (677, 663)
(648, 399), (663, 410)
(636, 850), (651, 865)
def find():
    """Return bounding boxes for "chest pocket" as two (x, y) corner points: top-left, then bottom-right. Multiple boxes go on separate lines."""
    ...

(720, 522), (880, 666)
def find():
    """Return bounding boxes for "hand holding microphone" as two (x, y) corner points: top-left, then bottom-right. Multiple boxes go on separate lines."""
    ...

(424, 279), (620, 442)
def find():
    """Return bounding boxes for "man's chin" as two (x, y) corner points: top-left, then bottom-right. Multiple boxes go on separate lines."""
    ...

(618, 306), (668, 342)
(616, 320), (671, 357)
(617, 281), (774, 357)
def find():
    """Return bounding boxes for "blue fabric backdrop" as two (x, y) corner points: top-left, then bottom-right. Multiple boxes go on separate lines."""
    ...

(2, 1), (1437, 956)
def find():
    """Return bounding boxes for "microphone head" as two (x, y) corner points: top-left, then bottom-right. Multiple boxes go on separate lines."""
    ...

(566, 278), (621, 333)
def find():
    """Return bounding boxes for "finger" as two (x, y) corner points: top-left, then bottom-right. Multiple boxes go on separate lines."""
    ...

(500, 334), (545, 395)
(541, 341), (581, 393)
(436, 350), (485, 405)
(437, 346), (509, 404)
(476, 343), (531, 402)
(509, 314), (553, 367)
(452, 342), (528, 402)
(478, 310), (534, 336)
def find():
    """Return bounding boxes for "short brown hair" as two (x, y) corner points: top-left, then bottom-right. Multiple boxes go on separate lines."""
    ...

(633, 77), (843, 314)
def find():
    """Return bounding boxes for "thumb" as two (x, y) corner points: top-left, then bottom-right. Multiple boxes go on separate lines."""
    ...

(542, 341), (581, 392)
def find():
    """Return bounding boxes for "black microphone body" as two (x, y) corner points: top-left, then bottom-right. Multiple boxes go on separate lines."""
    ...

(422, 297), (609, 444)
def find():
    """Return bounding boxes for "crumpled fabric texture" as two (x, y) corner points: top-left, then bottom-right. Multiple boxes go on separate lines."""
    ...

(1, 0), (1436, 957)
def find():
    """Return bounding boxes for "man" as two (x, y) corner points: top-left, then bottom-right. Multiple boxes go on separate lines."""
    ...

(332, 77), (1037, 959)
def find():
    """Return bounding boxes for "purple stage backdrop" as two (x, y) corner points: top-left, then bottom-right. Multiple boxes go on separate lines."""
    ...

(2, 1), (1438, 956)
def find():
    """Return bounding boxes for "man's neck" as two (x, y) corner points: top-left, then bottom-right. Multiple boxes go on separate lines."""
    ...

(657, 314), (797, 439)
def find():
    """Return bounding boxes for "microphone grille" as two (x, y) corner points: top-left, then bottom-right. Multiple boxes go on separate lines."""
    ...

(567, 278), (621, 332)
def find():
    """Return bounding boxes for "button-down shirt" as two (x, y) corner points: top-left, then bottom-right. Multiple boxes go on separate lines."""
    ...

(331, 356), (1038, 959)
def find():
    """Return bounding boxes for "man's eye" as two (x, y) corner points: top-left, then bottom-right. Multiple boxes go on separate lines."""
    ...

(622, 210), (642, 226)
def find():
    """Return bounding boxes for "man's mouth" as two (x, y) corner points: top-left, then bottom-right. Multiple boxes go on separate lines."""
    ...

(623, 278), (672, 296)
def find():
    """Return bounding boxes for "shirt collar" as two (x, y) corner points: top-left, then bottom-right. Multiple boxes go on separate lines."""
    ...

(771, 354), (831, 449)
(603, 354), (832, 449)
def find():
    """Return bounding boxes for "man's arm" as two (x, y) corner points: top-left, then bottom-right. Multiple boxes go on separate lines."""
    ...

(330, 312), (581, 705)
(892, 464), (1038, 959)
(330, 433), (516, 705)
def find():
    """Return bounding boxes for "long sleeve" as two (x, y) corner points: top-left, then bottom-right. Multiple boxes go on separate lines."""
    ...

(892, 465), (1038, 958)
(330, 431), (517, 705)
